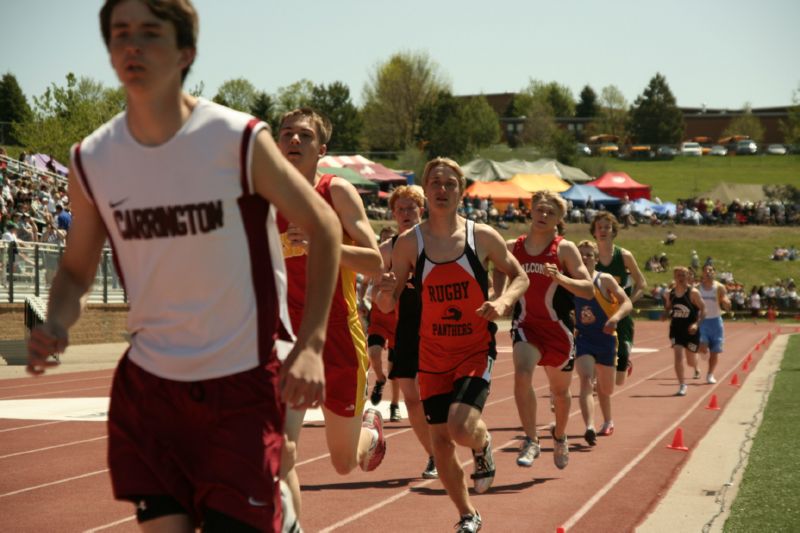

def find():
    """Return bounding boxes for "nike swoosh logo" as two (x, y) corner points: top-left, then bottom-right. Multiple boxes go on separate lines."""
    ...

(109, 198), (129, 208)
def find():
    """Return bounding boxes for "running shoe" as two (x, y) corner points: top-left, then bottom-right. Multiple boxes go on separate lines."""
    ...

(389, 403), (401, 422)
(676, 383), (688, 396)
(516, 437), (541, 467)
(360, 408), (386, 471)
(471, 433), (495, 494)
(584, 427), (597, 446)
(693, 368), (701, 380)
(627, 360), (634, 377)
(454, 511), (482, 533)
(706, 374), (717, 384)
(422, 456), (438, 479)
(280, 480), (303, 533)
(598, 421), (615, 436)
(370, 380), (385, 406)
(550, 426), (569, 470)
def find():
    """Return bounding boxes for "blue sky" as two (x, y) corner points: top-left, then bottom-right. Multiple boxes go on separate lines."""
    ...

(2, 0), (798, 110)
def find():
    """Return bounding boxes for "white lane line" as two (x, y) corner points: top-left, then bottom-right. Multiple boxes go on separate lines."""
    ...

(0, 420), (65, 433)
(0, 469), (108, 498)
(0, 436), (107, 460)
(83, 515), (136, 532)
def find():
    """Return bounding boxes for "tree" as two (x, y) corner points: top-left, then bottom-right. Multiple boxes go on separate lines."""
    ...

(723, 103), (764, 143)
(308, 81), (362, 153)
(0, 72), (32, 145)
(780, 84), (800, 146)
(514, 79), (575, 118)
(417, 93), (499, 160)
(588, 85), (629, 140)
(213, 77), (258, 113)
(628, 73), (684, 144)
(14, 73), (125, 162)
(575, 85), (598, 118)
(275, 79), (314, 115)
(250, 91), (279, 133)
(361, 51), (449, 151)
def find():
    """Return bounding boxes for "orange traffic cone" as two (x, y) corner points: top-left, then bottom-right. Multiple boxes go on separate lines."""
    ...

(556, 528), (566, 533)
(705, 394), (720, 410)
(742, 359), (750, 371)
(667, 428), (689, 451)
(730, 373), (740, 387)
(746, 353), (753, 363)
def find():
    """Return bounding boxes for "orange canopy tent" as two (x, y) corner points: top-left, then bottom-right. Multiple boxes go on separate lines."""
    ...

(463, 180), (531, 210)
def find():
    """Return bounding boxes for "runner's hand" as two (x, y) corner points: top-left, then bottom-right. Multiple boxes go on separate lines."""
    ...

(377, 272), (397, 293)
(286, 223), (309, 250)
(476, 300), (507, 321)
(603, 317), (619, 335)
(27, 323), (67, 376)
(280, 346), (325, 410)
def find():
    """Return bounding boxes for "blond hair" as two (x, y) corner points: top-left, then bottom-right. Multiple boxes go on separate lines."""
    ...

(422, 157), (466, 193)
(577, 240), (598, 256)
(279, 107), (332, 144)
(531, 190), (566, 219)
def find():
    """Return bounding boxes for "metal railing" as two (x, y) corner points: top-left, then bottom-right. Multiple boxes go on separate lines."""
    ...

(1, 241), (126, 304)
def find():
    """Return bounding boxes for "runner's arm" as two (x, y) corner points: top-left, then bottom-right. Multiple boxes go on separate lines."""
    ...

(554, 239), (594, 299)
(717, 283), (732, 311)
(491, 239), (515, 299)
(252, 130), (342, 409)
(27, 165), (107, 375)
(622, 248), (647, 304)
(477, 227), (528, 320)
(600, 273), (633, 334)
(329, 177), (383, 279)
(375, 230), (415, 314)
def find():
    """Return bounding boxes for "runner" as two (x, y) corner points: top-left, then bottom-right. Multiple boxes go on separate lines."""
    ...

(698, 264), (731, 384)
(573, 240), (633, 445)
(663, 266), (706, 396)
(276, 107), (385, 525)
(497, 190), (593, 470)
(382, 185), (438, 478)
(590, 212), (647, 393)
(27, 1), (342, 531)
(368, 225), (402, 422)
(376, 158), (528, 533)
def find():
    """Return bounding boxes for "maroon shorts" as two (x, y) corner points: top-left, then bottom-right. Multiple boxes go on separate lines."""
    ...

(107, 354), (284, 531)
(513, 320), (575, 369)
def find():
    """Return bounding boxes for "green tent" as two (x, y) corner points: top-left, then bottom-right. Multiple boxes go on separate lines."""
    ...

(320, 166), (379, 191)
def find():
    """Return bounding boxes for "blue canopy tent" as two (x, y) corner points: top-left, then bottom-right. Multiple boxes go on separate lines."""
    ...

(652, 202), (677, 217)
(560, 184), (621, 207)
(631, 198), (657, 216)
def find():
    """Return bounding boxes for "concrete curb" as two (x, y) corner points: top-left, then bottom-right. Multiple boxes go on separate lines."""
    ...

(637, 333), (788, 532)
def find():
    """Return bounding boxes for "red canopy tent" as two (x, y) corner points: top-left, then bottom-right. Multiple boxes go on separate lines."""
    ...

(587, 172), (651, 200)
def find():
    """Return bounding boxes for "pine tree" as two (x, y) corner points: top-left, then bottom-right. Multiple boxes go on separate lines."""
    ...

(0, 72), (33, 145)
(629, 73), (684, 144)
(576, 85), (598, 118)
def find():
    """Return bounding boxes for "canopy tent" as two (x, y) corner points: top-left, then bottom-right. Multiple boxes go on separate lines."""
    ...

(463, 180), (531, 210)
(652, 202), (677, 216)
(319, 166), (378, 192)
(588, 172), (651, 200)
(697, 182), (766, 204)
(461, 158), (593, 184)
(31, 154), (68, 176)
(318, 154), (375, 167)
(631, 197), (657, 216)
(344, 162), (408, 185)
(559, 184), (620, 207)
(509, 173), (570, 193)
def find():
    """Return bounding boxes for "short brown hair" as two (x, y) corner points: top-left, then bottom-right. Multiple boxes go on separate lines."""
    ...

(389, 185), (425, 211)
(531, 190), (566, 219)
(279, 108), (332, 145)
(100, 0), (198, 82)
(590, 211), (619, 238)
(577, 240), (598, 256)
(422, 157), (466, 193)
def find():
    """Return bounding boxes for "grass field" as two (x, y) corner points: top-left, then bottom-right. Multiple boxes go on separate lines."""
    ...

(473, 145), (800, 203)
(371, 220), (799, 295)
(723, 334), (800, 532)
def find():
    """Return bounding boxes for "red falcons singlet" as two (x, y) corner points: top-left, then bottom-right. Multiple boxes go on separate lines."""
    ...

(278, 174), (368, 417)
(416, 220), (497, 375)
(72, 98), (292, 380)
(511, 235), (575, 368)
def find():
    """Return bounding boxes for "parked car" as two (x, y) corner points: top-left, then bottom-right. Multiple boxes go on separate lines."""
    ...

(709, 145), (728, 156)
(680, 142), (703, 156)
(735, 139), (758, 155)
(656, 146), (678, 157)
(766, 144), (787, 155)
(576, 143), (591, 157)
